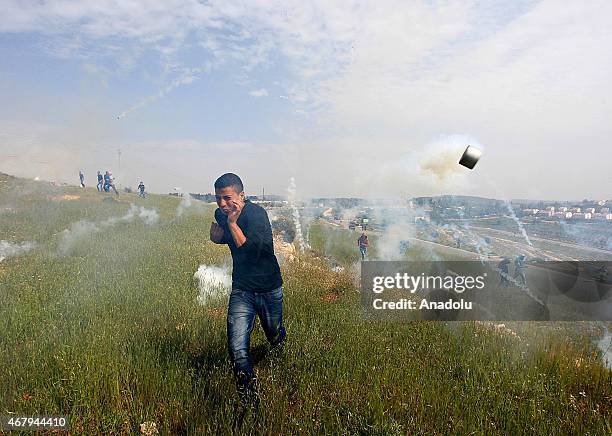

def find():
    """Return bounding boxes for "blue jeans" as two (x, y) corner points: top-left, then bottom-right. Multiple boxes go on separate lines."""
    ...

(359, 246), (367, 260)
(227, 287), (286, 382)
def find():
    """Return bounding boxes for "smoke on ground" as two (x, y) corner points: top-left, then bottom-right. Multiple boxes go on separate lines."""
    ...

(194, 264), (231, 305)
(173, 189), (206, 218)
(0, 240), (37, 262)
(375, 221), (415, 261)
(59, 204), (159, 255)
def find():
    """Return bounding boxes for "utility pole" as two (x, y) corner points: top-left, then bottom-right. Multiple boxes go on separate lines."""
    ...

(262, 187), (265, 201)
(117, 148), (121, 174)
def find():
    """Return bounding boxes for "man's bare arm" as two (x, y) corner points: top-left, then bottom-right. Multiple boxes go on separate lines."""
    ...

(228, 222), (247, 247)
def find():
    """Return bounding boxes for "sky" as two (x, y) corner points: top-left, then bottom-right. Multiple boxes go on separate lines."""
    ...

(0, 0), (610, 200)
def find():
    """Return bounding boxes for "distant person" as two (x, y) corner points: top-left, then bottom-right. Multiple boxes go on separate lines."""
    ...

(497, 257), (511, 286)
(358, 231), (369, 260)
(108, 171), (119, 195)
(209, 173), (285, 409)
(513, 254), (526, 286)
(79, 170), (85, 188)
(96, 171), (103, 191)
(138, 181), (146, 198)
(103, 171), (111, 192)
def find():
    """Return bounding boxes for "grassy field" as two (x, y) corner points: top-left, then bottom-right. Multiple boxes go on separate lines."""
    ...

(1, 173), (611, 435)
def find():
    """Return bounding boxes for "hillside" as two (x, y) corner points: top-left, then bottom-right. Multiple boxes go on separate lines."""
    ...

(1, 174), (611, 434)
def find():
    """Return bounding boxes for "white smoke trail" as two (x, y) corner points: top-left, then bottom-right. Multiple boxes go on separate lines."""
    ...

(0, 240), (37, 262)
(116, 69), (201, 120)
(59, 204), (159, 255)
(194, 264), (231, 305)
(287, 177), (309, 252)
(504, 200), (533, 246)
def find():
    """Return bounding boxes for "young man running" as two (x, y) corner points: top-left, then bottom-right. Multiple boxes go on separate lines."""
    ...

(209, 173), (286, 406)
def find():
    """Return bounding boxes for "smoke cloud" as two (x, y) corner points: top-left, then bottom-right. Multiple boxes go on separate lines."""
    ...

(0, 240), (37, 262)
(194, 264), (231, 306)
(59, 204), (159, 255)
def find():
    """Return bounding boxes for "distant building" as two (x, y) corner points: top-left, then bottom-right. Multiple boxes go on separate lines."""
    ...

(570, 207), (581, 213)
(585, 208), (596, 214)
(601, 207), (610, 214)
(572, 213), (591, 220)
(559, 207), (568, 212)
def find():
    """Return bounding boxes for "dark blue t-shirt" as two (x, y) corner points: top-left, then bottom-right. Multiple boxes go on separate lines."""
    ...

(215, 200), (283, 292)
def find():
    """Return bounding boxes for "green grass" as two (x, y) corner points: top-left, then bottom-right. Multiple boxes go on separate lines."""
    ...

(1, 174), (611, 435)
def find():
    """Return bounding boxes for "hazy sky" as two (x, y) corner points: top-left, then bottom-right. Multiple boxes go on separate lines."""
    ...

(0, 1), (610, 200)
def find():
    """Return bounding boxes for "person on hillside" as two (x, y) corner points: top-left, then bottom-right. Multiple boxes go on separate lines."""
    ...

(103, 171), (111, 192)
(108, 171), (119, 195)
(79, 170), (85, 188)
(497, 257), (511, 286)
(209, 173), (285, 409)
(513, 254), (527, 286)
(358, 231), (369, 260)
(96, 171), (103, 191)
(138, 181), (146, 198)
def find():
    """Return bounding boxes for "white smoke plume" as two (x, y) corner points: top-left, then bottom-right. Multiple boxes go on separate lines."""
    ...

(596, 324), (612, 370)
(287, 177), (309, 252)
(0, 240), (37, 262)
(176, 193), (192, 217)
(59, 204), (159, 255)
(172, 188), (205, 218)
(194, 264), (231, 305)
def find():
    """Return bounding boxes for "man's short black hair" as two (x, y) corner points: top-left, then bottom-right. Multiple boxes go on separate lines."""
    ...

(214, 173), (244, 193)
